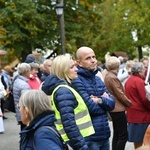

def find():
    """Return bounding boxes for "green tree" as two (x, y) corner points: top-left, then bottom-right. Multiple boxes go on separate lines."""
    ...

(0, 0), (58, 61)
(110, 0), (150, 60)
(0, 0), (150, 62)
(65, 0), (150, 61)
(0, 25), (6, 46)
(65, 0), (104, 58)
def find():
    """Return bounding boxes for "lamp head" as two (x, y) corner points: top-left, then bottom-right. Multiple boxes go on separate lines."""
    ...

(55, 3), (64, 16)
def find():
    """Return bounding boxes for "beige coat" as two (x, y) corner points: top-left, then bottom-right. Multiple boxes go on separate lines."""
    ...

(104, 70), (132, 112)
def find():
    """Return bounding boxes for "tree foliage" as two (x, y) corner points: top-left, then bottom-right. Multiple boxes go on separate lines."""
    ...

(0, 0), (58, 61)
(64, 0), (150, 61)
(0, 26), (6, 46)
(110, 0), (150, 59)
(0, 0), (149, 62)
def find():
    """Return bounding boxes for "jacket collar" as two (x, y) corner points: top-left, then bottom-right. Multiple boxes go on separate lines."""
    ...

(20, 110), (56, 134)
(77, 66), (98, 78)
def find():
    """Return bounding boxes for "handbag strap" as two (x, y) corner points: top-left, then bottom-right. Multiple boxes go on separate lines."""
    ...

(34, 126), (62, 139)
(42, 126), (73, 150)
(45, 126), (61, 138)
(34, 126), (66, 145)
(33, 126), (73, 150)
(145, 50), (150, 84)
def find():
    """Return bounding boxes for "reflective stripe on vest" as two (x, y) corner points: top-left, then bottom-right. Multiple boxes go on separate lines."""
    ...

(51, 84), (95, 141)
(56, 110), (87, 124)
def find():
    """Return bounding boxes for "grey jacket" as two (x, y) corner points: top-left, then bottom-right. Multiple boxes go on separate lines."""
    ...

(13, 75), (31, 122)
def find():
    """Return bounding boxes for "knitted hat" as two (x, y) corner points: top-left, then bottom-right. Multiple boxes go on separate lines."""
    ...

(24, 54), (36, 63)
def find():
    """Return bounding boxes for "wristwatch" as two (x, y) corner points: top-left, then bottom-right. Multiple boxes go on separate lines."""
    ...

(97, 98), (103, 105)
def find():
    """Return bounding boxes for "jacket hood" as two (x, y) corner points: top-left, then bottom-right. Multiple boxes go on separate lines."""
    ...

(42, 74), (66, 95)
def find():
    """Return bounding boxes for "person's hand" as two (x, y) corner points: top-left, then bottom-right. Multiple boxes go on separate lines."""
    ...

(102, 92), (109, 98)
(4, 90), (10, 99)
(0, 111), (3, 117)
(6, 89), (10, 95)
(90, 95), (100, 103)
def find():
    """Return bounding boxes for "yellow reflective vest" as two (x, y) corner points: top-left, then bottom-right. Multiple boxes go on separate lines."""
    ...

(51, 84), (95, 141)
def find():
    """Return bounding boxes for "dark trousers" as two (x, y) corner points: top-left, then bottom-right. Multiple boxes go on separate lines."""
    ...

(1, 98), (4, 113)
(109, 111), (128, 150)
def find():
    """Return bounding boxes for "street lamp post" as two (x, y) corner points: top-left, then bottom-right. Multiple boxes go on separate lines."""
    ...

(55, 2), (66, 54)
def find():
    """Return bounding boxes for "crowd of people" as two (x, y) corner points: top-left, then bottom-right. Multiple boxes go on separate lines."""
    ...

(0, 47), (150, 150)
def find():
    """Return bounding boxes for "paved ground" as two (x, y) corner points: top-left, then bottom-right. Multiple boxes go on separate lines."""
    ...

(0, 111), (134, 150)
(0, 112), (19, 150)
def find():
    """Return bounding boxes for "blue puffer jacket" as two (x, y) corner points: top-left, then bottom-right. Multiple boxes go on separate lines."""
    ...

(72, 66), (115, 141)
(40, 71), (49, 82)
(20, 111), (64, 150)
(42, 74), (89, 150)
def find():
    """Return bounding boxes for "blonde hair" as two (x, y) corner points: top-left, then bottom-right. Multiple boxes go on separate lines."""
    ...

(20, 90), (53, 121)
(50, 54), (73, 83)
(106, 56), (120, 70)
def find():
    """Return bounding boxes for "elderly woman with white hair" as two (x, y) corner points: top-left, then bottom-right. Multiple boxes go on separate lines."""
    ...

(125, 62), (150, 149)
(104, 56), (132, 150)
(13, 63), (31, 130)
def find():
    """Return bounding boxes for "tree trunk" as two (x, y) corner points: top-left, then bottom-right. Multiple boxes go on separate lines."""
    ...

(137, 46), (143, 61)
(21, 44), (32, 62)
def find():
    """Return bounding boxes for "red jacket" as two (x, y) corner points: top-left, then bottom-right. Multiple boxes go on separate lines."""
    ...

(28, 75), (42, 89)
(125, 75), (150, 123)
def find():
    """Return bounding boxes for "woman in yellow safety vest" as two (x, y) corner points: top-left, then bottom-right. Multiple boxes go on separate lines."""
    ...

(42, 54), (94, 150)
